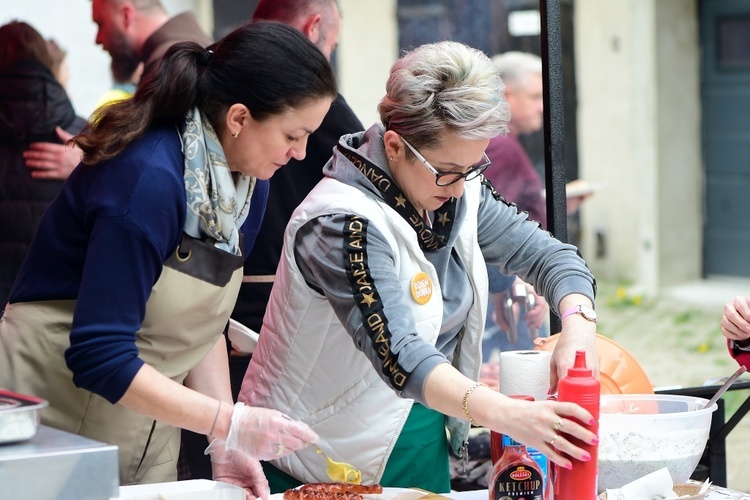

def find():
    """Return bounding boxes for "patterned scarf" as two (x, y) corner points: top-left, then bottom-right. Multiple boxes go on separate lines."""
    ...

(180, 108), (255, 255)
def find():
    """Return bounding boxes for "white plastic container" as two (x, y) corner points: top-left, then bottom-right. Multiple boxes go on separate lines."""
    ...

(597, 394), (716, 492)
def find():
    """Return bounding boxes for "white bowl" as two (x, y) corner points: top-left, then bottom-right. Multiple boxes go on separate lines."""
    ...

(597, 394), (716, 492)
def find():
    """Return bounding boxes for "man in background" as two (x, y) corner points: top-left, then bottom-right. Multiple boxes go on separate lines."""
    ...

(482, 52), (549, 357)
(482, 51), (591, 355)
(91, 0), (211, 78)
(24, 0), (212, 179)
(485, 51), (546, 227)
(228, 0), (364, 390)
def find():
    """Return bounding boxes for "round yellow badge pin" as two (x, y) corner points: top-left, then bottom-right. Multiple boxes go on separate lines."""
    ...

(410, 272), (433, 305)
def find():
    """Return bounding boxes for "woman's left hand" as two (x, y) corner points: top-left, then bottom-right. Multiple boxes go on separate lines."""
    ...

(549, 308), (597, 393)
(208, 440), (270, 500)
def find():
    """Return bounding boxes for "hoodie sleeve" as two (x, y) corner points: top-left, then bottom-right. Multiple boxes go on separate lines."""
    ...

(476, 178), (596, 314)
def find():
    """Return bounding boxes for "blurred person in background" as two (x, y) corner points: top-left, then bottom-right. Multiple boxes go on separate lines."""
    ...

(230, 0), (363, 393)
(91, 0), (212, 79)
(485, 52), (547, 228)
(96, 55), (144, 109)
(24, 0), (212, 181)
(0, 20), (87, 307)
(0, 21), (337, 498)
(46, 38), (70, 89)
(482, 52), (549, 356)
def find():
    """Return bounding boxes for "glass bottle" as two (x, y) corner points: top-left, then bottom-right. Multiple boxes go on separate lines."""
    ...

(491, 395), (549, 496)
(489, 434), (545, 500)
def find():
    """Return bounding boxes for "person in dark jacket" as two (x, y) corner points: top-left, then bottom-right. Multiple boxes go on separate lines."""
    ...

(228, 0), (364, 390)
(0, 21), (87, 307)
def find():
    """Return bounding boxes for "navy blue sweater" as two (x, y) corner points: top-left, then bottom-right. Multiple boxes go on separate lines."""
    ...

(9, 124), (268, 402)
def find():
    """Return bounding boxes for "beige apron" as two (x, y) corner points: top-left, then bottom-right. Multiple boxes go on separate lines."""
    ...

(0, 233), (243, 485)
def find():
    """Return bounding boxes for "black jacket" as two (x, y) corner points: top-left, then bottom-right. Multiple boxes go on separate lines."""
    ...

(231, 93), (365, 332)
(0, 59), (87, 306)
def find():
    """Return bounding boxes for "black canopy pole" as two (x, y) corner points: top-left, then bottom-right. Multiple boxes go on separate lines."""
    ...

(540, 0), (568, 333)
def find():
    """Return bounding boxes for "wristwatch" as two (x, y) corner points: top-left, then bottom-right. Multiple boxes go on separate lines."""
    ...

(560, 304), (597, 323)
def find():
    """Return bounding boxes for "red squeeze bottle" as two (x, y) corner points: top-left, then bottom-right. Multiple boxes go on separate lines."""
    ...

(554, 350), (600, 500)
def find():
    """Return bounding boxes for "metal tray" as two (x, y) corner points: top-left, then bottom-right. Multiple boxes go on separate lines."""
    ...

(0, 389), (48, 444)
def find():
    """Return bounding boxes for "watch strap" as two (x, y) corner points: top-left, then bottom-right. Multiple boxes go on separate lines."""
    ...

(561, 304), (596, 322)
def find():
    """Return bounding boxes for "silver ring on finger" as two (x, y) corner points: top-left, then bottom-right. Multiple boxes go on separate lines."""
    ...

(275, 443), (285, 456)
(553, 418), (564, 432)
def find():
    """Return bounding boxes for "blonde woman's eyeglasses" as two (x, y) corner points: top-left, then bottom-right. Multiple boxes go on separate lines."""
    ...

(401, 137), (491, 186)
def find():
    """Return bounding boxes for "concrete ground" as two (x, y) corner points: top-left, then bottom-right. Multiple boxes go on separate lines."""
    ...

(594, 278), (750, 493)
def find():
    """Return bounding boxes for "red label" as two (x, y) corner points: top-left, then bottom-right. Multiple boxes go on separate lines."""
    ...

(510, 468), (532, 481)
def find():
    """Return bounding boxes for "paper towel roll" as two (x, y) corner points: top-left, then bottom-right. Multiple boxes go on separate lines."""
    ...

(499, 350), (552, 401)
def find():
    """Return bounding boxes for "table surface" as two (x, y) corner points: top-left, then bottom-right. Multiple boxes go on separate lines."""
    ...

(445, 484), (750, 500)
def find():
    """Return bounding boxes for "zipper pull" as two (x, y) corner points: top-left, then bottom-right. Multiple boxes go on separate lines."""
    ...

(460, 440), (469, 474)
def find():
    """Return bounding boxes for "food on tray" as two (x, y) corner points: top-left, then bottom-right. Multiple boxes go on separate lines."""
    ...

(283, 483), (383, 500)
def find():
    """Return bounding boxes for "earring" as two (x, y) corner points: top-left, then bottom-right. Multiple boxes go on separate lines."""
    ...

(389, 156), (394, 160)
(232, 131), (239, 138)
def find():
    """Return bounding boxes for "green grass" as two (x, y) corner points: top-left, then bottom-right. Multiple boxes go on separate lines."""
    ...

(722, 389), (750, 417)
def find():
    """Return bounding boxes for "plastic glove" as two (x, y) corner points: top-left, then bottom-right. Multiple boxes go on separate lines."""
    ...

(225, 402), (318, 460)
(207, 438), (270, 500)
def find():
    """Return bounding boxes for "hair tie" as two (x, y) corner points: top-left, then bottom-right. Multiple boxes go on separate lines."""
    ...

(199, 49), (213, 66)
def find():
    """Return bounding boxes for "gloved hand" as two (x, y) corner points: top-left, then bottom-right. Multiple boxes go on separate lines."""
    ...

(207, 438), (270, 500)
(225, 402), (319, 460)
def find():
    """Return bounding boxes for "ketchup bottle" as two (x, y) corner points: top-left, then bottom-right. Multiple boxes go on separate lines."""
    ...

(554, 350), (600, 500)
(489, 433), (545, 500)
(491, 395), (549, 496)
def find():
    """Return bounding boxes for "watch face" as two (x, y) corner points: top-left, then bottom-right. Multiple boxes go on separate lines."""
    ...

(580, 305), (597, 321)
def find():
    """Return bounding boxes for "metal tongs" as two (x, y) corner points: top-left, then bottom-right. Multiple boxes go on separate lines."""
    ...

(502, 282), (538, 343)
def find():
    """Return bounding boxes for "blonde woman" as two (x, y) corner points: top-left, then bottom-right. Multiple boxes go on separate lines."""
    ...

(227, 40), (599, 493)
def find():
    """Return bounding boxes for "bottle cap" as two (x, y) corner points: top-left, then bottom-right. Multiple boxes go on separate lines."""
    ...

(567, 350), (592, 377)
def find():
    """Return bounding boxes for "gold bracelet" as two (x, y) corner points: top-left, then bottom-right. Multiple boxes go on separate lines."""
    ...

(209, 400), (222, 437)
(462, 382), (485, 426)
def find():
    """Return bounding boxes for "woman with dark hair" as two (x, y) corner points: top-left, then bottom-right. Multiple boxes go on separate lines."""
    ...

(0, 21), (87, 307)
(0, 20), (337, 498)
